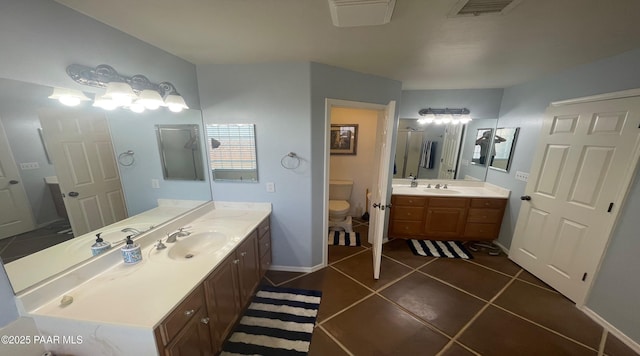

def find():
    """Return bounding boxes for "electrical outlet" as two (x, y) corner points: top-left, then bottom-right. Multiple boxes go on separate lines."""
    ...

(515, 171), (529, 182)
(20, 162), (39, 170)
(151, 179), (160, 189)
(266, 182), (275, 193)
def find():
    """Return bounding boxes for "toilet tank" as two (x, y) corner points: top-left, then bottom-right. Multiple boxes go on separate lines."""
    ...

(329, 180), (353, 200)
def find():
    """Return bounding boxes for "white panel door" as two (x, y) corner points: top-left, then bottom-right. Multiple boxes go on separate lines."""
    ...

(39, 108), (127, 236)
(370, 101), (396, 279)
(509, 95), (640, 304)
(0, 119), (34, 239)
(438, 124), (463, 179)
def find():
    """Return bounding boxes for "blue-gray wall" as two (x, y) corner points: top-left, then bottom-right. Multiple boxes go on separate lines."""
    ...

(197, 62), (314, 268)
(310, 63), (402, 266)
(0, 0), (200, 328)
(492, 48), (640, 344)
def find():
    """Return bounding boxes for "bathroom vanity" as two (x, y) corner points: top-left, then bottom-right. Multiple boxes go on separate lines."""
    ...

(14, 201), (272, 356)
(389, 181), (509, 241)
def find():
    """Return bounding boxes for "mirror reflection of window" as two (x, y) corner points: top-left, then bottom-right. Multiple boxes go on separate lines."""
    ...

(206, 124), (258, 182)
(489, 127), (519, 172)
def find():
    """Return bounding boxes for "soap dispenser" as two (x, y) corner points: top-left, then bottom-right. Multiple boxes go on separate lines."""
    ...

(121, 235), (142, 264)
(91, 233), (111, 256)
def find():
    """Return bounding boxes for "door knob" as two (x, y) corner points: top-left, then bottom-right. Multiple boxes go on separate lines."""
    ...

(68, 191), (80, 197)
(520, 195), (531, 201)
(9, 180), (19, 184)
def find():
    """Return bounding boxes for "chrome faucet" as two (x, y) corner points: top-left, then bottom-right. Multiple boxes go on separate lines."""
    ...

(166, 227), (191, 243)
(434, 184), (441, 189)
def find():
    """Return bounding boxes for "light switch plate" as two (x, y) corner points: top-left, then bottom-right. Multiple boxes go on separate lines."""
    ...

(515, 171), (529, 182)
(266, 182), (275, 193)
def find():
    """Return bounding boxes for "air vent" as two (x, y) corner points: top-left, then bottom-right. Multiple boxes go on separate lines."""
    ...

(328, 0), (396, 27)
(449, 0), (523, 17)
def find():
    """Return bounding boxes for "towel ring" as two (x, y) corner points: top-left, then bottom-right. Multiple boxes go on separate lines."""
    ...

(281, 152), (300, 169)
(118, 150), (135, 166)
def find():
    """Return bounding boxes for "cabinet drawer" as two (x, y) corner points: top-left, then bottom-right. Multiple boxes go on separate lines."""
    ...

(159, 286), (205, 345)
(428, 197), (468, 208)
(464, 223), (500, 239)
(258, 230), (271, 257)
(390, 221), (424, 235)
(467, 208), (503, 223)
(258, 218), (270, 238)
(392, 195), (427, 206)
(470, 198), (506, 209)
(393, 206), (425, 221)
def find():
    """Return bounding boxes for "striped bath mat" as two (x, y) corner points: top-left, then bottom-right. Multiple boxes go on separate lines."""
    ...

(407, 239), (473, 259)
(328, 231), (361, 246)
(221, 285), (322, 356)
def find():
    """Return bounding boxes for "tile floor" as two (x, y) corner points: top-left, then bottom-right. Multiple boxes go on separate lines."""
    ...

(263, 219), (638, 356)
(0, 220), (73, 263)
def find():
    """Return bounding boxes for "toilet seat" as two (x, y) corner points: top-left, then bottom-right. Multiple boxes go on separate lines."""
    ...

(329, 200), (350, 215)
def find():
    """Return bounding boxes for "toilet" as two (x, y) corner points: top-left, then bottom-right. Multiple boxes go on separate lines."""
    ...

(329, 179), (353, 232)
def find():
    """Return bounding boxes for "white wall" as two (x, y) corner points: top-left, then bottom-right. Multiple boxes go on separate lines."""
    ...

(0, 0), (200, 328)
(330, 107), (379, 217)
(493, 48), (640, 345)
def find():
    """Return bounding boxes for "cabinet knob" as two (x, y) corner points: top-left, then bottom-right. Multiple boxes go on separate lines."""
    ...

(265, 243), (270, 248)
(184, 309), (195, 317)
(240, 251), (247, 257)
(233, 259), (240, 264)
(200, 317), (210, 325)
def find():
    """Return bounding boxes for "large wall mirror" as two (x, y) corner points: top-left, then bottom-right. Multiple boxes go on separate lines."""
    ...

(206, 123), (258, 182)
(156, 124), (205, 181)
(0, 77), (212, 293)
(395, 118), (498, 181)
(489, 127), (519, 172)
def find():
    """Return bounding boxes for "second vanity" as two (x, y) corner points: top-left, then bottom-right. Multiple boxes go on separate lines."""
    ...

(389, 180), (510, 241)
(15, 201), (272, 356)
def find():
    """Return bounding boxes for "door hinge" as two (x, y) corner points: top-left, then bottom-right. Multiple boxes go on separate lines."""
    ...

(607, 202), (614, 213)
(582, 273), (587, 282)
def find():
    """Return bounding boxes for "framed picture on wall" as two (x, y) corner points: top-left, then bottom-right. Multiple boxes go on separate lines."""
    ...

(330, 124), (358, 155)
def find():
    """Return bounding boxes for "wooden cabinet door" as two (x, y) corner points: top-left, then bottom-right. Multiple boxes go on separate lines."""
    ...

(165, 309), (213, 356)
(238, 231), (259, 306)
(424, 207), (467, 237)
(204, 253), (240, 353)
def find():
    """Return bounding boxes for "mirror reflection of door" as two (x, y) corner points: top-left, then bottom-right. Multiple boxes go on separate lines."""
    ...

(39, 108), (128, 237)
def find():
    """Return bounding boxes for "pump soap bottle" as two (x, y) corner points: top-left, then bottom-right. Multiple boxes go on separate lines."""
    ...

(121, 235), (142, 264)
(91, 233), (111, 256)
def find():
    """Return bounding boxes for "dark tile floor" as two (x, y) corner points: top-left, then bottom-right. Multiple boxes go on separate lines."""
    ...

(263, 218), (638, 356)
(0, 220), (73, 263)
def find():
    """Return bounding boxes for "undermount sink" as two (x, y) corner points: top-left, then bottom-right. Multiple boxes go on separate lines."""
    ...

(422, 188), (461, 195)
(165, 232), (229, 260)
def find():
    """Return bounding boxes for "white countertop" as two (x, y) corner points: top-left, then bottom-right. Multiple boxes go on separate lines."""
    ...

(391, 179), (510, 199)
(25, 202), (271, 330)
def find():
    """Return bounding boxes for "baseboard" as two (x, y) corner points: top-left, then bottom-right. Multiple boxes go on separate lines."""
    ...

(581, 306), (640, 354)
(35, 218), (65, 230)
(269, 263), (325, 274)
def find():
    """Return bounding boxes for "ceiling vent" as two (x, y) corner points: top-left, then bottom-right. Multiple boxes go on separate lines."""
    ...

(328, 0), (396, 27)
(449, 0), (523, 17)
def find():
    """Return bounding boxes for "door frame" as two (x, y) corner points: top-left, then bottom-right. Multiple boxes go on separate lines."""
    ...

(322, 99), (395, 266)
(519, 88), (640, 307)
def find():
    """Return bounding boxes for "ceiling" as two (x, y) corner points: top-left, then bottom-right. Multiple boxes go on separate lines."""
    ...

(56, 0), (640, 90)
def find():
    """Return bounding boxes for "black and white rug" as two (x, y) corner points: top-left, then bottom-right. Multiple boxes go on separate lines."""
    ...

(328, 231), (361, 246)
(407, 239), (473, 259)
(221, 285), (322, 356)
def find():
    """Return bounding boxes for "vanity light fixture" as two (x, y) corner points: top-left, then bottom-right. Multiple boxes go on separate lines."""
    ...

(418, 108), (472, 125)
(48, 87), (91, 107)
(58, 64), (189, 113)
